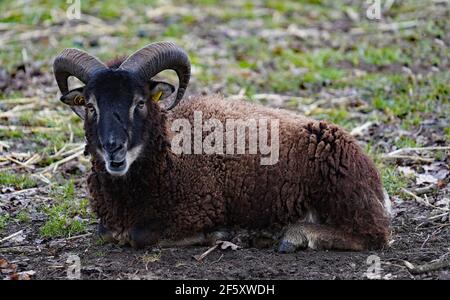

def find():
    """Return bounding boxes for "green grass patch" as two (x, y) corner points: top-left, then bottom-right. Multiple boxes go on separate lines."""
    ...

(381, 165), (408, 196)
(356, 47), (409, 66)
(39, 180), (93, 238)
(0, 214), (11, 232)
(0, 128), (24, 139)
(15, 210), (30, 223)
(395, 136), (418, 149)
(444, 125), (450, 141)
(0, 172), (37, 190)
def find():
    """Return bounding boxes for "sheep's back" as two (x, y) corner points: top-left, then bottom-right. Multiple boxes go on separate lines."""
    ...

(167, 96), (387, 237)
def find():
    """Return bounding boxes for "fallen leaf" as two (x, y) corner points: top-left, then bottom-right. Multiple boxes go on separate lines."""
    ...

(0, 259), (8, 269)
(437, 180), (446, 189)
(8, 270), (36, 280)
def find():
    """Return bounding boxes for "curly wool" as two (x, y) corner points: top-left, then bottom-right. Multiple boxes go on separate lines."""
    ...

(86, 95), (390, 249)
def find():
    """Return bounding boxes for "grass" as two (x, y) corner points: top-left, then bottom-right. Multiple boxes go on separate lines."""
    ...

(367, 145), (411, 197)
(0, 129), (24, 139)
(0, 214), (11, 232)
(39, 180), (93, 238)
(381, 165), (408, 196)
(15, 210), (30, 223)
(395, 136), (418, 149)
(444, 126), (450, 141)
(0, 172), (37, 190)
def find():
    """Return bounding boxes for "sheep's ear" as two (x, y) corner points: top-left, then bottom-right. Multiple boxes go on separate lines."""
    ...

(148, 81), (175, 102)
(60, 87), (86, 119)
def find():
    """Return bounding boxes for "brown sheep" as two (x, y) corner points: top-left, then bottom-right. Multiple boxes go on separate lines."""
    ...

(53, 42), (391, 251)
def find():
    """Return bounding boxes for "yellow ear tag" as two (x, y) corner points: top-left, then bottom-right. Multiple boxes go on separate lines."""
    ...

(151, 90), (163, 102)
(74, 95), (85, 105)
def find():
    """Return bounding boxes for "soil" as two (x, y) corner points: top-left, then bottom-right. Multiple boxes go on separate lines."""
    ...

(1, 192), (449, 280)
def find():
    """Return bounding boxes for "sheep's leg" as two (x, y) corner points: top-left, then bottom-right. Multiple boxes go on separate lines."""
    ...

(278, 224), (366, 253)
(128, 222), (161, 249)
(159, 230), (230, 248)
(97, 223), (116, 243)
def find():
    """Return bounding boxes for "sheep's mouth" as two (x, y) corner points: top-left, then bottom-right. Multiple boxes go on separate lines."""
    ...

(107, 159), (127, 173)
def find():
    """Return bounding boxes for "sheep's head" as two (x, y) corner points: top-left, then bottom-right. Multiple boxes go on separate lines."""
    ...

(53, 42), (190, 176)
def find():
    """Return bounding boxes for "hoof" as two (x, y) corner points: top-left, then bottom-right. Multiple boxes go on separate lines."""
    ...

(278, 240), (298, 253)
(97, 223), (115, 243)
(278, 224), (309, 253)
(129, 223), (160, 250)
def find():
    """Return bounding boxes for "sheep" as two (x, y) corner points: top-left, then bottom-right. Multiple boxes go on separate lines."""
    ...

(53, 41), (391, 251)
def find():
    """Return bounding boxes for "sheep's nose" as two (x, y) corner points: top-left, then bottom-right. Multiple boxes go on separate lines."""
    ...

(102, 140), (125, 157)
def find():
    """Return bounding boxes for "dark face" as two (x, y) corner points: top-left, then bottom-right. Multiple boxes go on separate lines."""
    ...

(61, 69), (175, 176)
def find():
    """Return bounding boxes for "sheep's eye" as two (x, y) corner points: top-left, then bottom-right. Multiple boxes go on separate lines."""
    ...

(86, 103), (96, 115)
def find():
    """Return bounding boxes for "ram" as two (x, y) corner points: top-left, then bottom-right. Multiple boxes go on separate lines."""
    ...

(53, 42), (391, 251)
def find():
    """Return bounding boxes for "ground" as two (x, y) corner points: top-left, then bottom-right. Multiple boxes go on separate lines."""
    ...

(0, 0), (449, 280)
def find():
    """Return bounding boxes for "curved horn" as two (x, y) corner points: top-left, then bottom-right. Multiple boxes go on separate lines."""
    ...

(119, 42), (190, 110)
(53, 48), (107, 95)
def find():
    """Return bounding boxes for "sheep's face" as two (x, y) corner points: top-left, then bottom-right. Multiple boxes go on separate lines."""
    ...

(60, 70), (175, 176)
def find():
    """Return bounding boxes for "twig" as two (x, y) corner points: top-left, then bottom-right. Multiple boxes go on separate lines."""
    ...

(193, 244), (219, 261)
(427, 212), (450, 221)
(0, 187), (39, 198)
(66, 233), (93, 241)
(350, 20), (418, 35)
(0, 103), (39, 118)
(51, 144), (68, 158)
(49, 144), (85, 159)
(5, 156), (35, 170)
(401, 188), (449, 212)
(382, 155), (434, 163)
(0, 97), (40, 105)
(404, 255), (450, 274)
(385, 146), (450, 156)
(34, 173), (51, 185)
(0, 230), (24, 244)
(211, 254), (224, 264)
(41, 149), (84, 173)
(0, 125), (59, 133)
(414, 184), (436, 195)
(421, 226), (445, 248)
(0, 245), (39, 254)
(50, 233), (93, 244)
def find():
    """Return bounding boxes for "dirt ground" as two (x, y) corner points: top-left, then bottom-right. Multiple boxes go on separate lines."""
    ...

(1, 182), (449, 280)
(0, 0), (449, 280)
